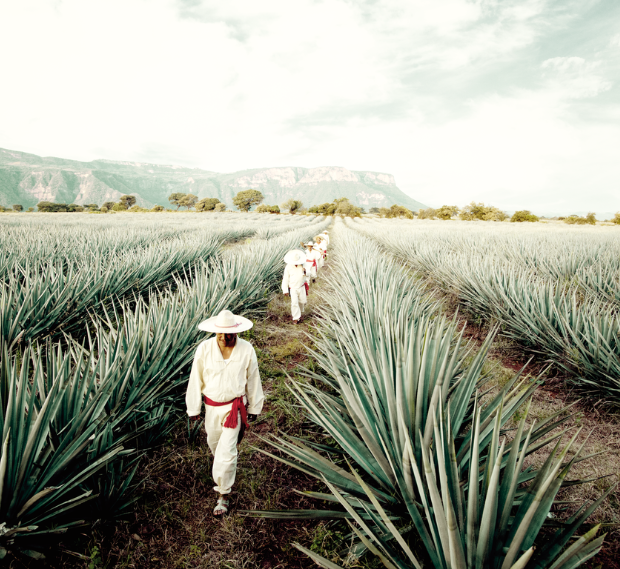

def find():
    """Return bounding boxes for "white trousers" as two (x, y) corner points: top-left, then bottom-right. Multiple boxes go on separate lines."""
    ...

(205, 404), (242, 494)
(317, 255), (324, 269)
(290, 285), (307, 321)
(305, 262), (317, 279)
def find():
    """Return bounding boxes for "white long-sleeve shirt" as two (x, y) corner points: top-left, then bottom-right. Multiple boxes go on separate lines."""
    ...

(185, 337), (264, 417)
(282, 264), (306, 293)
(304, 249), (321, 272)
(322, 234), (330, 245)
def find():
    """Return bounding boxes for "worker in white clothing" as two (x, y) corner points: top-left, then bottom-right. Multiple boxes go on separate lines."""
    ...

(314, 241), (325, 270)
(282, 249), (308, 324)
(321, 231), (330, 246)
(186, 310), (264, 517)
(316, 236), (327, 263)
(304, 242), (320, 281)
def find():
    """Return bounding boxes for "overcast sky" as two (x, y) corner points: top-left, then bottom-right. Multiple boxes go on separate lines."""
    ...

(1, 0), (618, 213)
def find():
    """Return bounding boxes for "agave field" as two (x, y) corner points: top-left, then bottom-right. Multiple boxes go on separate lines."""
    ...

(251, 219), (614, 569)
(0, 212), (615, 568)
(0, 212), (329, 559)
(347, 217), (620, 404)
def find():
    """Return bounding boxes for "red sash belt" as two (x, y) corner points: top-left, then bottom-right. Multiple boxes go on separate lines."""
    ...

(304, 282), (309, 295)
(203, 395), (248, 429)
(307, 259), (317, 268)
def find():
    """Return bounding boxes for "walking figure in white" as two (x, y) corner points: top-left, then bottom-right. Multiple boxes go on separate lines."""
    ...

(282, 249), (308, 324)
(186, 310), (265, 517)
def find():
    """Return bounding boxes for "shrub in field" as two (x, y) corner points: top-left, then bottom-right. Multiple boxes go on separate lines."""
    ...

(179, 193), (198, 210)
(611, 212), (620, 224)
(233, 189), (264, 212)
(256, 204), (280, 213)
(102, 201), (116, 210)
(564, 213), (596, 225)
(195, 197), (221, 212)
(168, 192), (186, 210)
(436, 204), (459, 219)
(119, 195), (137, 208)
(150, 205), (165, 212)
(112, 202), (127, 211)
(282, 199), (303, 214)
(214, 203), (227, 212)
(36, 201), (78, 212)
(12, 205), (22, 212)
(511, 210), (539, 222)
(308, 202), (337, 215)
(460, 201), (507, 221)
(334, 197), (361, 217)
(380, 204), (414, 218)
(100, 206), (109, 213)
(418, 207), (437, 219)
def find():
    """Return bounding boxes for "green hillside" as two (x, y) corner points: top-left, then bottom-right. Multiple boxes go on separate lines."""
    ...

(0, 148), (426, 211)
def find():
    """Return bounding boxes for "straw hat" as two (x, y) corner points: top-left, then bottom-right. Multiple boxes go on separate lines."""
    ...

(304, 241), (314, 247)
(198, 309), (253, 333)
(284, 249), (306, 265)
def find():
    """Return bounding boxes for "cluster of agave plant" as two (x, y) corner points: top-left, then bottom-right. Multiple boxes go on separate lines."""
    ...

(0, 213), (329, 559)
(251, 220), (612, 569)
(349, 218), (620, 404)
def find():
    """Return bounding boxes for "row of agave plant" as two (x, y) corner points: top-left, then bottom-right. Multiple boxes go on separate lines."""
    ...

(348, 218), (620, 403)
(0, 214), (256, 277)
(252, 220), (611, 569)
(0, 216), (330, 559)
(0, 214), (323, 347)
(0, 213), (321, 282)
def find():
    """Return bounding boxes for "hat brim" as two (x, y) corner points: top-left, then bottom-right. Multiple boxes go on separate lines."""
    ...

(198, 315), (253, 333)
(284, 250), (306, 265)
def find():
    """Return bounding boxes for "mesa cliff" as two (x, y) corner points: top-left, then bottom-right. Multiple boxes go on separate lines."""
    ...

(0, 148), (426, 211)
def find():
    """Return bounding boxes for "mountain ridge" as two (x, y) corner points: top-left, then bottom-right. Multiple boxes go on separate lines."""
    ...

(0, 147), (427, 211)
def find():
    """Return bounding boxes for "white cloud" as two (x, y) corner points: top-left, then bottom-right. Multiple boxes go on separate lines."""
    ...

(541, 56), (612, 98)
(0, 0), (618, 213)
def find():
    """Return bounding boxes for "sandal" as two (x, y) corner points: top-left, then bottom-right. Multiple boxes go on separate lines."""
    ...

(213, 495), (230, 517)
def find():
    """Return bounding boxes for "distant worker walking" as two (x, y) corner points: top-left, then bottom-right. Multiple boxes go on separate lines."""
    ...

(314, 240), (325, 270)
(282, 249), (308, 324)
(186, 310), (264, 517)
(315, 236), (327, 264)
(304, 241), (319, 282)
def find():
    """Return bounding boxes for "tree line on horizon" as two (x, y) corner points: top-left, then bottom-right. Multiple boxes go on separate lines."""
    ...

(1, 192), (619, 224)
